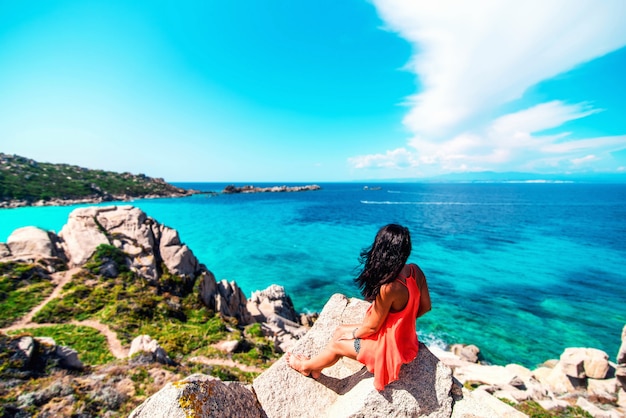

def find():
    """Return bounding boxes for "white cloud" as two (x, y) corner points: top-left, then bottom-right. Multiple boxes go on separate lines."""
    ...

(489, 101), (599, 139)
(349, 101), (626, 173)
(373, 0), (626, 137)
(348, 147), (418, 169)
(348, 1), (626, 176)
(419, 102), (626, 171)
(571, 155), (598, 165)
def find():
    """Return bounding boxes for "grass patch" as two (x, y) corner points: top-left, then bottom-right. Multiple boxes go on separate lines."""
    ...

(16, 245), (281, 370)
(8, 324), (116, 365)
(31, 245), (238, 360)
(511, 400), (593, 418)
(84, 244), (130, 275)
(0, 262), (54, 327)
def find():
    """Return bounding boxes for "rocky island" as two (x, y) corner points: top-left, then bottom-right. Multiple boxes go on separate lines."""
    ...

(0, 206), (624, 417)
(222, 184), (321, 194)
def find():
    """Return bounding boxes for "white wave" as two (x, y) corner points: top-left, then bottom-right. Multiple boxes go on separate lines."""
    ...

(361, 200), (485, 205)
(360, 200), (533, 206)
(419, 332), (449, 351)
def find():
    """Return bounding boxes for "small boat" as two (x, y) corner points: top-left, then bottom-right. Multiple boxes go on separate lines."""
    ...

(363, 186), (382, 191)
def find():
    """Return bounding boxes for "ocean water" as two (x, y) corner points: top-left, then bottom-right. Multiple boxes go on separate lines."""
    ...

(1, 182), (625, 368)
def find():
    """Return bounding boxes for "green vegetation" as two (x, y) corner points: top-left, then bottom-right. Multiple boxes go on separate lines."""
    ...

(31, 244), (280, 366)
(85, 244), (130, 275)
(8, 325), (116, 365)
(234, 322), (278, 367)
(245, 322), (265, 339)
(0, 242), (283, 416)
(0, 153), (190, 203)
(0, 262), (55, 327)
(498, 399), (593, 418)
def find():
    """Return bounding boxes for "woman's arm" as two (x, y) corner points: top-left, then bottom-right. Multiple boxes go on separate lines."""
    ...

(416, 271), (432, 318)
(348, 282), (401, 340)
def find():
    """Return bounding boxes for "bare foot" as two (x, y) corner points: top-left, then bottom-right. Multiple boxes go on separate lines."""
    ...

(286, 352), (321, 379)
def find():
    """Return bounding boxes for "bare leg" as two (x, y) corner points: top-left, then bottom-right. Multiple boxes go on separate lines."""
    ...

(287, 330), (358, 379)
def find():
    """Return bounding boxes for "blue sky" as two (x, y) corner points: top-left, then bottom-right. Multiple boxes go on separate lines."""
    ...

(1, 0), (625, 182)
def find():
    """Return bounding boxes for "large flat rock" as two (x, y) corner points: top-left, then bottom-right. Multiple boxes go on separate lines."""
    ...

(252, 294), (455, 417)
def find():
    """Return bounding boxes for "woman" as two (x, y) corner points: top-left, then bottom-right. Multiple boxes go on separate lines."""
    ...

(287, 224), (432, 391)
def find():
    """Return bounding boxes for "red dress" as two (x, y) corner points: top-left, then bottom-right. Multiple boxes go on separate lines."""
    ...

(356, 264), (421, 391)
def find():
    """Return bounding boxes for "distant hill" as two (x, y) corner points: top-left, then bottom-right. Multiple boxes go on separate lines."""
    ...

(0, 153), (192, 206)
(423, 170), (626, 183)
(360, 171), (626, 184)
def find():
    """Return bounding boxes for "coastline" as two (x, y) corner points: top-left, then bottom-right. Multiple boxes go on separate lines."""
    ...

(0, 184), (321, 209)
(0, 191), (197, 210)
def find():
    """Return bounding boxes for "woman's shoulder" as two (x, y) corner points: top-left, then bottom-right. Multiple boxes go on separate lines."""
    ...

(380, 279), (405, 296)
(381, 269), (411, 296)
(408, 263), (425, 277)
(408, 263), (427, 289)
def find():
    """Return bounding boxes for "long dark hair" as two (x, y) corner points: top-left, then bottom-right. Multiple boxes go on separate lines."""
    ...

(354, 224), (412, 302)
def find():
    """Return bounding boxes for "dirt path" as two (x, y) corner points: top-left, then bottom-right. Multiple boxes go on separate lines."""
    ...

(0, 267), (128, 359)
(71, 319), (128, 359)
(3, 267), (80, 331)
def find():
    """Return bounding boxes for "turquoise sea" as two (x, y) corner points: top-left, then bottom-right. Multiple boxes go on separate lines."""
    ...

(1, 182), (625, 369)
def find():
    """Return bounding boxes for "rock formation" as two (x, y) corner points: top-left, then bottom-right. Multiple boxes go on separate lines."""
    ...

(617, 325), (626, 410)
(131, 293), (522, 417)
(129, 335), (174, 366)
(198, 270), (254, 325)
(129, 374), (266, 418)
(0, 205), (254, 323)
(2, 226), (67, 271)
(222, 184), (321, 194)
(247, 284), (312, 353)
(248, 284), (299, 323)
(58, 206), (200, 285)
(1, 334), (83, 378)
(433, 335), (626, 417)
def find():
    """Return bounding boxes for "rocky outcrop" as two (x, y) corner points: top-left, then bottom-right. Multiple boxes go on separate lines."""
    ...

(129, 374), (266, 418)
(6, 226), (61, 260)
(252, 293), (519, 418)
(247, 284), (310, 353)
(131, 293), (520, 417)
(450, 343), (481, 363)
(434, 334), (626, 418)
(617, 325), (626, 411)
(128, 335), (174, 366)
(58, 205), (200, 282)
(198, 270), (254, 325)
(1, 334), (83, 378)
(2, 226), (66, 269)
(222, 184), (321, 194)
(58, 207), (111, 267)
(0, 205), (254, 323)
(253, 294), (454, 417)
(248, 284), (299, 323)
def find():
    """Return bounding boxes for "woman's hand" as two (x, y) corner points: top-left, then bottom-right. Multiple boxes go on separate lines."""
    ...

(336, 331), (355, 341)
(333, 324), (360, 341)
